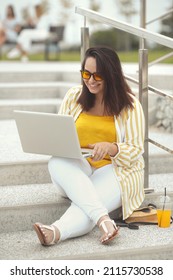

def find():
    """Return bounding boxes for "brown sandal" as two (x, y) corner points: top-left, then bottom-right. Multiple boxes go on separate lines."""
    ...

(33, 222), (58, 246)
(99, 219), (119, 245)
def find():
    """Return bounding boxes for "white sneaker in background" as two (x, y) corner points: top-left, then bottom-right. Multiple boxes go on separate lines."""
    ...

(7, 48), (21, 59)
(21, 55), (29, 62)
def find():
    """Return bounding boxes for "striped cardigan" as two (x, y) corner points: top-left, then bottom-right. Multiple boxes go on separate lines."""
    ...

(58, 85), (145, 219)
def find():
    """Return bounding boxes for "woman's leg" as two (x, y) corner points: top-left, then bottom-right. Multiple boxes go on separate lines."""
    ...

(7, 29), (48, 58)
(17, 29), (48, 53)
(34, 157), (96, 243)
(0, 28), (6, 45)
(90, 164), (122, 212)
(48, 157), (108, 223)
(47, 159), (121, 242)
(53, 202), (95, 241)
(89, 164), (122, 242)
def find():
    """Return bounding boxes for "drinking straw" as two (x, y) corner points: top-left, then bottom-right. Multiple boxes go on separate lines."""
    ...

(163, 187), (166, 211)
(159, 187), (166, 227)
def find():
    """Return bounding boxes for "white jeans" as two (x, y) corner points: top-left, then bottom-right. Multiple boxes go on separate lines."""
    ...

(48, 157), (122, 241)
(17, 29), (49, 52)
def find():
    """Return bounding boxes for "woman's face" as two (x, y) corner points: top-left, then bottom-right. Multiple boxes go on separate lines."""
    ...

(7, 7), (13, 17)
(83, 57), (105, 98)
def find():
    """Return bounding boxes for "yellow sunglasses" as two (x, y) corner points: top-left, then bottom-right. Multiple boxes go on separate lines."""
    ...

(80, 70), (103, 81)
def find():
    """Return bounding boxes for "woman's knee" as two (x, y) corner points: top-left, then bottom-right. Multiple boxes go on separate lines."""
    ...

(48, 157), (71, 176)
(48, 157), (61, 174)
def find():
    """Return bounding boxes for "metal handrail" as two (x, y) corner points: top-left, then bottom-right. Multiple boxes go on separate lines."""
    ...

(75, 7), (173, 49)
(146, 7), (173, 68)
(146, 8), (173, 25)
(125, 74), (173, 155)
(125, 75), (173, 100)
(148, 51), (173, 67)
(148, 139), (173, 155)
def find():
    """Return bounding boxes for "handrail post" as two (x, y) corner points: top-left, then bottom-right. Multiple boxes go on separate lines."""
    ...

(140, 0), (146, 49)
(139, 0), (149, 189)
(139, 49), (149, 189)
(80, 16), (89, 63)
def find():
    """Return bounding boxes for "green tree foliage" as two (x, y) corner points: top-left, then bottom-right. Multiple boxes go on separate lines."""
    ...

(115, 0), (137, 50)
(58, 0), (73, 24)
(21, 0), (50, 23)
(160, 10), (173, 38)
(90, 28), (138, 51)
(116, 0), (137, 21)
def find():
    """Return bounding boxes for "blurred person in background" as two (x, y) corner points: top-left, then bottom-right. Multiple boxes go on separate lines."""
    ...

(0, 5), (21, 46)
(0, 21), (6, 45)
(7, 4), (50, 62)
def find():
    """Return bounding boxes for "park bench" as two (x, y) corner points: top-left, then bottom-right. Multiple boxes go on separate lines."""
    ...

(0, 25), (65, 60)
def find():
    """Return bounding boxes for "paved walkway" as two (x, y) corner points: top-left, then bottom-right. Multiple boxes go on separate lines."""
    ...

(0, 61), (172, 74)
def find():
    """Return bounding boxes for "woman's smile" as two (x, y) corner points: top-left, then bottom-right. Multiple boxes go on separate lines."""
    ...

(84, 57), (104, 96)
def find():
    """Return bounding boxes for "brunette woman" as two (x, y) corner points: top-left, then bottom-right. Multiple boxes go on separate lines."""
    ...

(33, 46), (145, 246)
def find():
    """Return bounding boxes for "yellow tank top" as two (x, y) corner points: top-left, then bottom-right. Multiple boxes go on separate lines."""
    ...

(76, 112), (116, 168)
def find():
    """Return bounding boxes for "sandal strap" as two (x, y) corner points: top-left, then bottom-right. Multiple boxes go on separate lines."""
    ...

(50, 225), (57, 244)
(41, 224), (57, 244)
(99, 219), (117, 233)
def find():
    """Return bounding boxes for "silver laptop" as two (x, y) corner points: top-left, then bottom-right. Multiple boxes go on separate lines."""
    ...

(14, 110), (93, 159)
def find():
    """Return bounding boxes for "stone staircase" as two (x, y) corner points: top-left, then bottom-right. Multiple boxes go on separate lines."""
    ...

(0, 62), (173, 260)
(0, 62), (80, 119)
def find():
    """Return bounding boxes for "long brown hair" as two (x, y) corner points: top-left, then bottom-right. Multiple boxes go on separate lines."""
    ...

(77, 47), (134, 116)
(7, 5), (15, 18)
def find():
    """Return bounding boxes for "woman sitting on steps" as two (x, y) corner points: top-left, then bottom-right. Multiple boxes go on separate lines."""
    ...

(33, 46), (145, 246)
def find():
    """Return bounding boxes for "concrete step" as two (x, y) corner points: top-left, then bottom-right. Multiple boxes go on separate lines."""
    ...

(148, 126), (173, 174)
(0, 174), (172, 233)
(0, 120), (172, 186)
(0, 120), (50, 186)
(0, 98), (62, 119)
(0, 224), (172, 260)
(0, 62), (172, 125)
(0, 183), (70, 233)
(0, 62), (172, 88)
(124, 63), (173, 91)
(131, 89), (173, 125)
(0, 81), (77, 99)
(148, 90), (173, 125)
(0, 180), (172, 261)
(0, 157), (51, 186)
(0, 62), (81, 83)
(0, 175), (172, 260)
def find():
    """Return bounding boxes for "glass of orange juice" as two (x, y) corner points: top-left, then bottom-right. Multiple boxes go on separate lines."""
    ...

(157, 209), (171, 228)
(157, 196), (172, 228)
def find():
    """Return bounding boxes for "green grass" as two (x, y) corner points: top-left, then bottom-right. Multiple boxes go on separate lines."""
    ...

(2, 49), (173, 63)
(28, 51), (81, 61)
(1, 51), (81, 62)
(118, 50), (173, 64)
